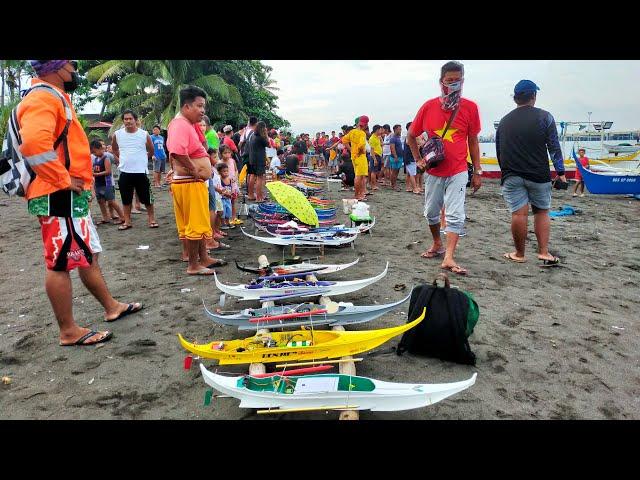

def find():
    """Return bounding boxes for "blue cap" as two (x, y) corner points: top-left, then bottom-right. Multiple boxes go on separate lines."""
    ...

(514, 79), (539, 95)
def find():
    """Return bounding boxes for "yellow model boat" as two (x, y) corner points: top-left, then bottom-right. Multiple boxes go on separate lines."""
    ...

(480, 150), (640, 166)
(178, 308), (425, 365)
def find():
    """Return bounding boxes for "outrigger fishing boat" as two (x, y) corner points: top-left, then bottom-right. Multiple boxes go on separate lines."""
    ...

(203, 293), (411, 331)
(242, 228), (358, 247)
(178, 307), (425, 364)
(260, 219), (375, 236)
(573, 147), (640, 194)
(235, 257), (360, 276)
(213, 262), (389, 301)
(199, 363), (477, 412)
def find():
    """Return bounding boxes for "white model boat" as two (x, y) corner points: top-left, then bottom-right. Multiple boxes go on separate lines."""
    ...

(199, 363), (477, 412)
(213, 262), (389, 301)
(604, 143), (640, 154)
(235, 257), (360, 276)
(242, 228), (358, 246)
(204, 293), (411, 331)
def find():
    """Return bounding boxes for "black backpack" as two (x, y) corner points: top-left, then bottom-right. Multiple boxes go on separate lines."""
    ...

(397, 273), (476, 365)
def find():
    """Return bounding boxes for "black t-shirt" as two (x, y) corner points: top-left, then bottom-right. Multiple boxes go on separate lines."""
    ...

(284, 154), (299, 174)
(293, 140), (307, 155)
(337, 158), (355, 185)
(249, 133), (268, 166)
(496, 105), (564, 184)
(232, 132), (241, 148)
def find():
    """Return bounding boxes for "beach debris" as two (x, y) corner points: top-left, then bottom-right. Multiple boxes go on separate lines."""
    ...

(19, 315), (25, 318)
(184, 355), (193, 370)
(611, 326), (625, 331)
(88, 378), (95, 385)
(550, 341), (558, 348)
(203, 389), (213, 406)
(2, 376), (11, 385)
(394, 284), (406, 291)
(137, 245), (150, 250)
(19, 269), (24, 272)
(592, 309), (603, 314)
(180, 288), (192, 293)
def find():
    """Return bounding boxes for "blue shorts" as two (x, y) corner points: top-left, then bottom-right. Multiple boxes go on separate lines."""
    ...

(369, 154), (382, 173)
(153, 157), (166, 173)
(501, 175), (552, 212)
(208, 191), (217, 211)
(221, 198), (232, 219)
(389, 156), (403, 170)
(95, 185), (115, 201)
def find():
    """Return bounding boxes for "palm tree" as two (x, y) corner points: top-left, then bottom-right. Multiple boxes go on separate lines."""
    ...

(0, 99), (19, 142)
(86, 60), (243, 135)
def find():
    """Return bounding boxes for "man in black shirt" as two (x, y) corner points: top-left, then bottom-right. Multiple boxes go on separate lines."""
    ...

(496, 80), (566, 266)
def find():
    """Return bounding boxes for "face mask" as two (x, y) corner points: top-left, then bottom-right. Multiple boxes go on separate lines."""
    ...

(57, 70), (80, 93)
(439, 78), (463, 111)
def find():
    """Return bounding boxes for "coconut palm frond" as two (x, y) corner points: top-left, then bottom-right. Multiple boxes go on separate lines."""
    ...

(117, 74), (158, 95)
(86, 60), (135, 84)
(192, 74), (230, 101)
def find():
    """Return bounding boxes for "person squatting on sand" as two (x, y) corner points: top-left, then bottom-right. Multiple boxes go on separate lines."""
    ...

(406, 61), (482, 276)
(166, 85), (227, 275)
(21, 60), (142, 346)
(496, 80), (565, 266)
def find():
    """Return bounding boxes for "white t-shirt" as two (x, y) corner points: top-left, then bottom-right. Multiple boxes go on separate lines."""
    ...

(269, 156), (282, 173)
(382, 134), (391, 156)
(114, 127), (149, 174)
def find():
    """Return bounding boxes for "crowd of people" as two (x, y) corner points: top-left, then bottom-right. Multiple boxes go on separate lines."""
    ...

(13, 59), (568, 348)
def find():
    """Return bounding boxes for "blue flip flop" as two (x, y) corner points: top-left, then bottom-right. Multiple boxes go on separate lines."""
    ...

(61, 330), (113, 346)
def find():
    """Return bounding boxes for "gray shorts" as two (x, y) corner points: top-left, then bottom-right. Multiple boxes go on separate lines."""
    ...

(383, 155), (391, 168)
(95, 185), (115, 201)
(153, 157), (166, 173)
(424, 170), (468, 235)
(501, 175), (552, 212)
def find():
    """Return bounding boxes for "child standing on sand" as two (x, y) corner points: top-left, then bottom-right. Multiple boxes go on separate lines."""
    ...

(573, 147), (589, 197)
(217, 162), (233, 230)
(219, 145), (243, 225)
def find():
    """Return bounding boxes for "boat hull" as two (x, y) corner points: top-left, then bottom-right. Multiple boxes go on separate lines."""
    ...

(199, 365), (477, 412)
(204, 293), (411, 331)
(178, 307), (424, 364)
(242, 228), (357, 246)
(573, 149), (640, 194)
(214, 262), (389, 301)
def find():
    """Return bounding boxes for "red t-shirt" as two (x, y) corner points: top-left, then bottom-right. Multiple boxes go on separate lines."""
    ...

(409, 97), (481, 177)
(166, 116), (208, 158)
(223, 135), (238, 153)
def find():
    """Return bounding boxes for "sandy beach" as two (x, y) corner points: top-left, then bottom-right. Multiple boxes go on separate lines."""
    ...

(1, 175), (638, 420)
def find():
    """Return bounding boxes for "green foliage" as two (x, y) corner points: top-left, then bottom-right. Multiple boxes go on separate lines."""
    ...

(0, 99), (20, 141)
(84, 60), (290, 134)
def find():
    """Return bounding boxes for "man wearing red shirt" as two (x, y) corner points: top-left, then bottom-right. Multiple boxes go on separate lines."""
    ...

(406, 61), (482, 276)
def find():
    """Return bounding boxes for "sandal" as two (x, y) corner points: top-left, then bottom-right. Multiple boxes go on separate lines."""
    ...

(96, 219), (110, 225)
(118, 224), (133, 231)
(420, 248), (445, 259)
(504, 252), (526, 263)
(105, 302), (143, 322)
(188, 267), (216, 276)
(539, 256), (561, 267)
(61, 330), (113, 347)
(148, 222), (159, 228)
(441, 264), (468, 276)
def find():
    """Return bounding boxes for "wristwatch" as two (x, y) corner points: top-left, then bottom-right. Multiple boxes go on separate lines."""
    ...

(473, 168), (483, 176)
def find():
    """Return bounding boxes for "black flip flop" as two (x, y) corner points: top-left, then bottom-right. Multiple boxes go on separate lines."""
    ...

(61, 330), (113, 347)
(105, 303), (143, 322)
(539, 257), (561, 267)
(207, 260), (228, 268)
(118, 224), (133, 231)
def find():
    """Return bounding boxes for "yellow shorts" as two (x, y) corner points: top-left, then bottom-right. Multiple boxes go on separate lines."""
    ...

(170, 180), (212, 241)
(353, 156), (368, 177)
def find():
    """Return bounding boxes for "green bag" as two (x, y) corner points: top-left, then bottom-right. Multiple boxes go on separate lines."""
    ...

(462, 291), (480, 337)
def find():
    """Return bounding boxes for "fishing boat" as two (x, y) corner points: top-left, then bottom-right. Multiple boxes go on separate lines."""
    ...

(213, 262), (389, 301)
(203, 293), (411, 331)
(235, 257), (360, 276)
(242, 228), (357, 247)
(604, 143), (640, 154)
(573, 148), (640, 194)
(198, 363), (477, 412)
(178, 307), (425, 364)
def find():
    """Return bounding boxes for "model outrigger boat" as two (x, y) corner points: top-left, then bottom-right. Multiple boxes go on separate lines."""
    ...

(204, 293), (411, 331)
(178, 307), (425, 364)
(214, 262), (389, 301)
(198, 363), (477, 412)
(234, 257), (360, 276)
(242, 228), (357, 247)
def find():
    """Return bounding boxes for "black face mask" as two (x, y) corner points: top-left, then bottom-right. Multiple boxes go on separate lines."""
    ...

(62, 71), (81, 93)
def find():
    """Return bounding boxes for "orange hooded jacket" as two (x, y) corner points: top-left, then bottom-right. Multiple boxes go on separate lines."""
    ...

(17, 78), (92, 200)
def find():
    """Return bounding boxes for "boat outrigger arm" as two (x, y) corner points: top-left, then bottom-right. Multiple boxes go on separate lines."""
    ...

(213, 262), (390, 301)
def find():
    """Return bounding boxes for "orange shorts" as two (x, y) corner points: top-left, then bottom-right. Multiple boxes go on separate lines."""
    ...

(170, 180), (212, 240)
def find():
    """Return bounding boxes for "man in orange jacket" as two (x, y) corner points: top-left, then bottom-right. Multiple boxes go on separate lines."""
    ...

(21, 60), (142, 346)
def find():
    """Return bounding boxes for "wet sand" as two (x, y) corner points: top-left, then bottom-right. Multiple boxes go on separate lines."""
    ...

(1, 175), (638, 419)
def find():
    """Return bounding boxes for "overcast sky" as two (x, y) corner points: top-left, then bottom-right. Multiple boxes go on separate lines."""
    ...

(263, 60), (640, 136)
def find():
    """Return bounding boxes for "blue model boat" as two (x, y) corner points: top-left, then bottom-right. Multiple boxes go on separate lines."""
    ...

(573, 147), (640, 194)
